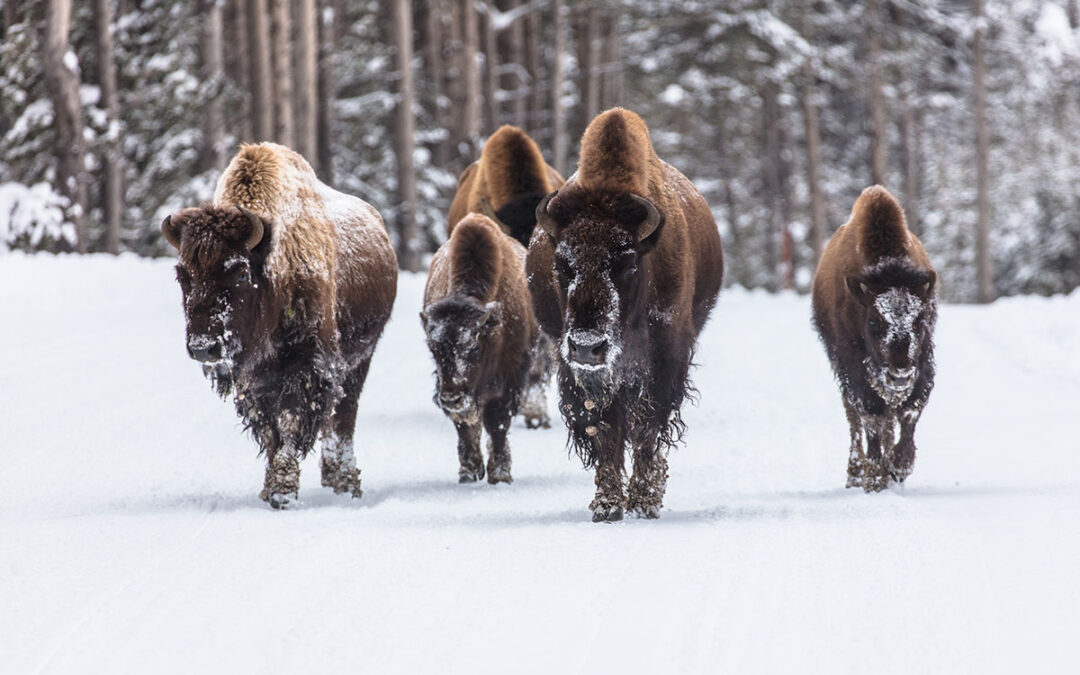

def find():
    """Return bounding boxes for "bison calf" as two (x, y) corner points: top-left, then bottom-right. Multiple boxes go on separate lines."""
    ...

(812, 185), (937, 492)
(422, 213), (538, 484)
(527, 108), (724, 521)
(162, 143), (397, 508)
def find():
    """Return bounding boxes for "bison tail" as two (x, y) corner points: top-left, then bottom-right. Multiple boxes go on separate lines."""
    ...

(449, 214), (503, 301)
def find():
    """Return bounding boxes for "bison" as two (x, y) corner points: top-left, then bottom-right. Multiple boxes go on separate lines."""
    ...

(162, 143), (398, 508)
(422, 213), (537, 484)
(811, 185), (937, 492)
(449, 124), (565, 430)
(526, 108), (725, 521)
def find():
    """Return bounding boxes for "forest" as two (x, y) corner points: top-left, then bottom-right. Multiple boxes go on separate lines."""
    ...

(2, 0), (1080, 301)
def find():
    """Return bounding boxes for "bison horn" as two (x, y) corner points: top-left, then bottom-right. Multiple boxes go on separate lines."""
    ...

(629, 194), (662, 242)
(161, 214), (182, 250)
(480, 199), (510, 235)
(237, 206), (265, 250)
(535, 191), (558, 238)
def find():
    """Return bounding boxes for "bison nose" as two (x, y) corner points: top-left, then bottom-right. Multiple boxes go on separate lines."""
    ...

(440, 392), (466, 409)
(187, 341), (222, 363)
(885, 366), (915, 389)
(567, 332), (609, 366)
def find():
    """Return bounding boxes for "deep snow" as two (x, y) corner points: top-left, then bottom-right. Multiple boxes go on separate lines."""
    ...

(1, 254), (1078, 674)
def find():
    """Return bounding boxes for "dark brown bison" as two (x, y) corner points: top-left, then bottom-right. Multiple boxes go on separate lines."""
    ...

(422, 213), (538, 484)
(811, 185), (937, 492)
(448, 124), (565, 247)
(162, 143), (397, 509)
(526, 108), (725, 521)
(449, 124), (565, 430)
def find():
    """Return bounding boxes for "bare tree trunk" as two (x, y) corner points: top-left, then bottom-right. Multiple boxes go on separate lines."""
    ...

(425, 0), (447, 167)
(247, 0), (273, 141)
(481, 5), (498, 133)
(866, 0), (888, 185)
(462, 0), (480, 145)
(763, 81), (790, 291)
(3, 0), (17, 38)
(294, 0), (318, 163)
(43, 0), (90, 253)
(578, 6), (599, 130)
(802, 72), (826, 265)
(317, 0), (338, 182)
(270, 0), (293, 146)
(1069, 0), (1078, 29)
(94, 0), (124, 254)
(393, 0), (419, 272)
(551, 0), (566, 174)
(199, 0), (226, 173)
(230, 0), (252, 142)
(505, 0), (526, 128)
(600, 11), (620, 109)
(898, 73), (920, 236)
(524, 5), (541, 137)
(973, 0), (993, 302)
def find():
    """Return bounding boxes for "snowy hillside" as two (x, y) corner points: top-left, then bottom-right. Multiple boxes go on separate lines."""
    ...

(1, 255), (1078, 674)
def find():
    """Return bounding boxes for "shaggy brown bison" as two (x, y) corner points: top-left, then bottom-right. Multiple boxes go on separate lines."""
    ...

(162, 143), (398, 508)
(422, 213), (538, 484)
(812, 185), (937, 492)
(526, 108), (725, 521)
(449, 124), (565, 430)
(448, 124), (565, 247)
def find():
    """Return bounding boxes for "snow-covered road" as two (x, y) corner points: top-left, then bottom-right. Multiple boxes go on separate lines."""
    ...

(2, 255), (1078, 674)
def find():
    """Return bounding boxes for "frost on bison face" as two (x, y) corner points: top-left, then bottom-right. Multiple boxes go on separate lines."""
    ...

(164, 206), (267, 398)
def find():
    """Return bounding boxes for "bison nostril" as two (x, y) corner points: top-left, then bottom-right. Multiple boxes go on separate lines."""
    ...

(568, 333), (609, 366)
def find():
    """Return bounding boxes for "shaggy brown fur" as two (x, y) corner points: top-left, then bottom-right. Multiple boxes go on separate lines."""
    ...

(447, 125), (565, 247)
(163, 143), (398, 509)
(422, 213), (538, 483)
(526, 107), (725, 521)
(812, 185), (937, 492)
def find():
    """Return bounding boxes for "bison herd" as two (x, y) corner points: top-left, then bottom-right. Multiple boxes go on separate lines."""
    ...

(163, 107), (938, 520)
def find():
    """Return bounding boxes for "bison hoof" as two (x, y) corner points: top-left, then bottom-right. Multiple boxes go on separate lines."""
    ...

(628, 503), (661, 519)
(524, 414), (550, 430)
(591, 505), (624, 523)
(458, 468), (485, 483)
(487, 467), (513, 484)
(262, 490), (298, 510)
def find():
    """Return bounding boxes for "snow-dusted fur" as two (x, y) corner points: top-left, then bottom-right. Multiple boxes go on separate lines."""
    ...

(812, 185), (937, 492)
(162, 143), (397, 508)
(526, 108), (725, 521)
(422, 214), (538, 484)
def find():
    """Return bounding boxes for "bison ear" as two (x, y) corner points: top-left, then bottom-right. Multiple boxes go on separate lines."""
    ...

(161, 214), (182, 250)
(534, 191), (560, 238)
(479, 301), (501, 327)
(846, 275), (873, 306)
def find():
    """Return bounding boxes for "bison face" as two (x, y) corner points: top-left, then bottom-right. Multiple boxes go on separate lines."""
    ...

(162, 206), (268, 369)
(846, 265), (936, 407)
(421, 297), (501, 422)
(535, 188), (663, 400)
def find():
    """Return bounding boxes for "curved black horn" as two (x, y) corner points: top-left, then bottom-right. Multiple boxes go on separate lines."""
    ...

(629, 194), (661, 242)
(161, 214), (181, 250)
(534, 191), (558, 237)
(236, 206), (265, 250)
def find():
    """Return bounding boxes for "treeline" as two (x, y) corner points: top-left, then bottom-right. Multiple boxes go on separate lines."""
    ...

(2, 1), (1080, 301)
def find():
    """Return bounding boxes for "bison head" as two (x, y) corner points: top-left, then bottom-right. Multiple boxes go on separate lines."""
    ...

(535, 187), (663, 403)
(846, 258), (937, 407)
(162, 206), (269, 373)
(421, 296), (501, 422)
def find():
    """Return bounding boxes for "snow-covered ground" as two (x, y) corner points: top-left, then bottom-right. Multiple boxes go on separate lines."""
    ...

(1, 254), (1078, 674)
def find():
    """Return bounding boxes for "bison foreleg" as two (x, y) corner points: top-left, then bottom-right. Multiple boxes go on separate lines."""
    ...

(856, 413), (895, 493)
(627, 431), (667, 519)
(455, 420), (484, 483)
(589, 426), (627, 523)
(520, 335), (555, 430)
(483, 397), (514, 484)
(887, 406), (921, 483)
(320, 362), (369, 498)
(260, 443), (300, 510)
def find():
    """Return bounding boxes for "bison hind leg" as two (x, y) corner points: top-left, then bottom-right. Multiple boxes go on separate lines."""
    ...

(319, 363), (370, 499)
